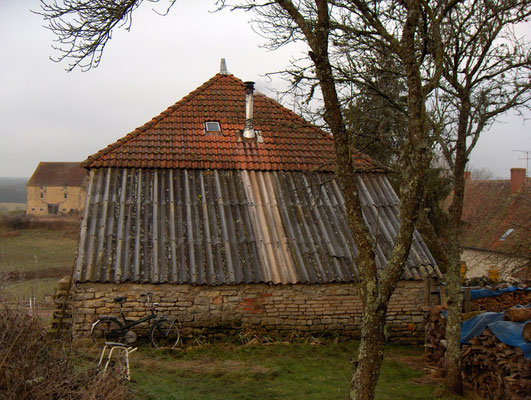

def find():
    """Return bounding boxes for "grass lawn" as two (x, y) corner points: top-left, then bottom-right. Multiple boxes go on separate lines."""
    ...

(123, 342), (463, 400)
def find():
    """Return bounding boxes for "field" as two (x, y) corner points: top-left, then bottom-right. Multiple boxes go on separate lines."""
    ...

(0, 202), (26, 212)
(0, 216), (78, 303)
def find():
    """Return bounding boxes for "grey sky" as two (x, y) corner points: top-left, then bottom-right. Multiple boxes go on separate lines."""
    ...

(1, 0), (529, 179)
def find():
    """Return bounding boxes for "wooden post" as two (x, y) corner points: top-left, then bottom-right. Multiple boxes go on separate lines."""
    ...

(464, 287), (471, 313)
(425, 278), (431, 306)
(440, 286), (447, 306)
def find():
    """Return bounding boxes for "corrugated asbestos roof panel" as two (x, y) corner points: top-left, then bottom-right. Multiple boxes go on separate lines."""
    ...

(75, 168), (440, 284)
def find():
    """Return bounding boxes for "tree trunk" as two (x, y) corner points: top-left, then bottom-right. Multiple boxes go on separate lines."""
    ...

(350, 297), (387, 399)
(444, 98), (470, 395)
(275, 3), (434, 399)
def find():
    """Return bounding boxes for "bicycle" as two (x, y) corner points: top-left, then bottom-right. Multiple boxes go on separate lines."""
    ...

(90, 293), (180, 349)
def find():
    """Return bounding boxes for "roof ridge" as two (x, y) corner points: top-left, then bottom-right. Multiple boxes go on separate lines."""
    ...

(82, 74), (238, 168)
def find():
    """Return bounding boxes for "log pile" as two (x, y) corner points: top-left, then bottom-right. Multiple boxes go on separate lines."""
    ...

(470, 290), (531, 312)
(462, 329), (530, 399)
(504, 306), (531, 322)
(424, 306), (447, 366)
(425, 302), (531, 399)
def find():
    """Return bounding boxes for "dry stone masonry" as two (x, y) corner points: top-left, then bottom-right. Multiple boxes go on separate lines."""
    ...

(71, 280), (439, 344)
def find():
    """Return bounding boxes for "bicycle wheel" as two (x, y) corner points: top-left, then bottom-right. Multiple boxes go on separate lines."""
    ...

(150, 318), (180, 349)
(91, 317), (124, 346)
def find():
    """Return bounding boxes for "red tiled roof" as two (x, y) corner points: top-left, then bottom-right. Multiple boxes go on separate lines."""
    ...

(27, 162), (88, 187)
(83, 74), (383, 172)
(457, 178), (530, 256)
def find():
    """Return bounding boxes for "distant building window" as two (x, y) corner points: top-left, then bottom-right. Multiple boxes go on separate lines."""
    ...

(40, 193), (43, 198)
(64, 193), (67, 199)
(204, 121), (221, 133)
(47, 204), (59, 215)
(499, 228), (514, 241)
(31, 208), (35, 211)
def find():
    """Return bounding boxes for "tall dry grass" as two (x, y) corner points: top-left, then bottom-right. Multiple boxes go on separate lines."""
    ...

(0, 294), (129, 399)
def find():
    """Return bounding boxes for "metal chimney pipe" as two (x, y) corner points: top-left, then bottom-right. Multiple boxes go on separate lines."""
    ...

(242, 81), (255, 139)
(220, 58), (228, 75)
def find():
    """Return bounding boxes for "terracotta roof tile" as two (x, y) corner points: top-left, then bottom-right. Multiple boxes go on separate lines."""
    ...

(27, 162), (88, 187)
(83, 73), (383, 172)
(456, 178), (531, 255)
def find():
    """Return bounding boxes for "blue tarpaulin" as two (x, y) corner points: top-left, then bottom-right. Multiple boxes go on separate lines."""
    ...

(487, 321), (531, 359)
(460, 312), (504, 344)
(458, 304), (531, 359)
(469, 286), (530, 300)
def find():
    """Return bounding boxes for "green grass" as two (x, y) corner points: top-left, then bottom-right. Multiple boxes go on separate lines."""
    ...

(125, 343), (463, 400)
(0, 228), (78, 274)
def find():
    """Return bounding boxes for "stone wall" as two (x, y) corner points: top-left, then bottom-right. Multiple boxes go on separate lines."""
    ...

(462, 248), (529, 281)
(27, 185), (86, 216)
(72, 280), (440, 344)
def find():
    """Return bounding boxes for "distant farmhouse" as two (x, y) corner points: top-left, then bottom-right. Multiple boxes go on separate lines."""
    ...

(458, 168), (530, 281)
(26, 162), (88, 217)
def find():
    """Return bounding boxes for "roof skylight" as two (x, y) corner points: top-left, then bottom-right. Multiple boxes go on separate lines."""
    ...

(204, 121), (221, 133)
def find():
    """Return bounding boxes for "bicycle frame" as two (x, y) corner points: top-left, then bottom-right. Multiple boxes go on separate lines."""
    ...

(115, 294), (159, 331)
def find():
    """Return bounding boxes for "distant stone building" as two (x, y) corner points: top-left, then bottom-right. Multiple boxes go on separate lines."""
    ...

(457, 168), (530, 281)
(26, 162), (88, 217)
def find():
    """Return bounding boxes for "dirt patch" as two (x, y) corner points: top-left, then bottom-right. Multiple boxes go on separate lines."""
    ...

(134, 356), (270, 377)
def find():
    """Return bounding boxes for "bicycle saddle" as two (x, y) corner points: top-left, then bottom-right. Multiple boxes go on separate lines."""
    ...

(113, 296), (127, 303)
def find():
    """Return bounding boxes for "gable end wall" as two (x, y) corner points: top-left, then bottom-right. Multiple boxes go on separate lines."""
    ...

(27, 185), (87, 216)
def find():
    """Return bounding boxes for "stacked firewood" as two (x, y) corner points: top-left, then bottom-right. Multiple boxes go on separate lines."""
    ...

(470, 290), (531, 312)
(424, 305), (447, 366)
(425, 304), (530, 399)
(462, 329), (530, 399)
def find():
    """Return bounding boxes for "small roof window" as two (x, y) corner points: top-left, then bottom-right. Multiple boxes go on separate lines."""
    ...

(204, 121), (221, 133)
(499, 228), (514, 241)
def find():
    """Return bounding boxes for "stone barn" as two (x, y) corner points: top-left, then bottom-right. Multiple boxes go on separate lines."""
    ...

(70, 65), (441, 343)
(27, 162), (88, 216)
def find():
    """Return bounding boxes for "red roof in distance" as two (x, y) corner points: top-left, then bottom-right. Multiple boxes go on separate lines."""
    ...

(83, 73), (383, 172)
(457, 177), (530, 256)
(27, 162), (88, 187)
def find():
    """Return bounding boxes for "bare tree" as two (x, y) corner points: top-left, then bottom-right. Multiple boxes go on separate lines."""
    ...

(469, 167), (496, 180)
(218, 2), (450, 398)
(431, 0), (531, 392)
(37, 0), (175, 71)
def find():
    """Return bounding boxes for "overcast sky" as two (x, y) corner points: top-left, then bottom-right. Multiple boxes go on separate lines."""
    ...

(1, 0), (529, 179)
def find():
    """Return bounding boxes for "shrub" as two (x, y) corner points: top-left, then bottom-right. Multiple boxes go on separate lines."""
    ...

(0, 297), (128, 399)
(0, 213), (31, 231)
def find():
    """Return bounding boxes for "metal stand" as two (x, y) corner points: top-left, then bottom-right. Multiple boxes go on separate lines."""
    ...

(98, 342), (137, 381)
